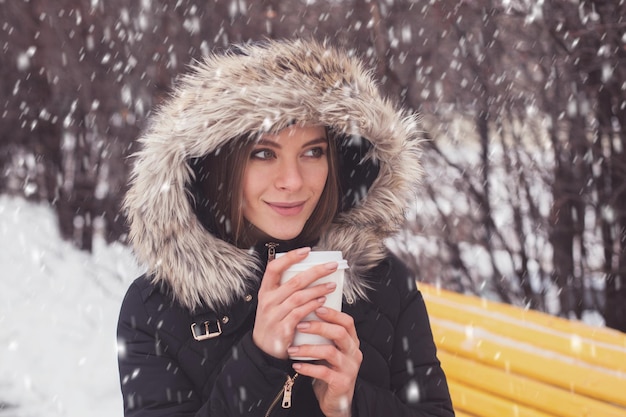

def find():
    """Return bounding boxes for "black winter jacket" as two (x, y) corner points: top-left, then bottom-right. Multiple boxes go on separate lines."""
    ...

(117, 39), (454, 416)
(118, 250), (453, 416)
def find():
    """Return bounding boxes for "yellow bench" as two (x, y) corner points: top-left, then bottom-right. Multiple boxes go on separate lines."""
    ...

(420, 283), (626, 417)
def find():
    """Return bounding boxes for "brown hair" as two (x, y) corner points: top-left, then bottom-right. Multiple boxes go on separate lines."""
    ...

(190, 128), (340, 248)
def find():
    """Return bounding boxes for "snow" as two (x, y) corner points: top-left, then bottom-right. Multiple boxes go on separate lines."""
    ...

(0, 195), (143, 417)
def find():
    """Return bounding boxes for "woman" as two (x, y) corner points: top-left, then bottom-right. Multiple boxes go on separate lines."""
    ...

(118, 39), (455, 417)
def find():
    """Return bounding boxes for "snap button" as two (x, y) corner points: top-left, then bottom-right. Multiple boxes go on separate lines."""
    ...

(221, 316), (230, 324)
(244, 294), (253, 302)
(346, 297), (355, 305)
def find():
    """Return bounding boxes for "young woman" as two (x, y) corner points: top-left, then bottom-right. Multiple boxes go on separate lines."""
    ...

(118, 39), (455, 417)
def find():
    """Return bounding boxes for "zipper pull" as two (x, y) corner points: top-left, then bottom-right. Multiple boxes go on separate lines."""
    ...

(281, 374), (296, 408)
(266, 242), (279, 262)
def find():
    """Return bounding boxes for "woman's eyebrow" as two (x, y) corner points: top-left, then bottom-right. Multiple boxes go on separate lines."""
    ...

(303, 137), (329, 147)
(255, 139), (281, 148)
(254, 137), (328, 148)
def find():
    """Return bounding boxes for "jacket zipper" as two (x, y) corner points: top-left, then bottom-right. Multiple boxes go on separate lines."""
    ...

(264, 373), (298, 417)
(262, 242), (292, 417)
(266, 242), (279, 262)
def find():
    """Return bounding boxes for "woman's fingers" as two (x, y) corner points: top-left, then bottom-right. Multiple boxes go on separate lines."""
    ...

(308, 308), (359, 353)
(261, 247), (338, 299)
(274, 261), (339, 295)
(315, 307), (358, 338)
(289, 312), (362, 417)
(260, 246), (311, 290)
(261, 257), (339, 312)
(288, 310), (361, 361)
(253, 247), (341, 359)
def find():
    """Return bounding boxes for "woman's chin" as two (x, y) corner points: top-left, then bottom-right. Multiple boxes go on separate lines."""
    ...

(264, 231), (302, 242)
(246, 223), (303, 243)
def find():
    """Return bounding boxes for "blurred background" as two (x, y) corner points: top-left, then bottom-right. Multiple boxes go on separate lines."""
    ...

(2, 0), (625, 334)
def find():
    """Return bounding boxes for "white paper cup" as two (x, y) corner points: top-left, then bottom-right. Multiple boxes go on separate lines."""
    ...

(276, 251), (349, 359)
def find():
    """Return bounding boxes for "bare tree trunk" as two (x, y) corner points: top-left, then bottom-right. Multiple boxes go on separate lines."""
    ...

(546, 93), (578, 318)
(597, 86), (626, 331)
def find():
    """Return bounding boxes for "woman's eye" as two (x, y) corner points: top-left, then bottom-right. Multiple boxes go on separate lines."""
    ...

(304, 147), (326, 158)
(251, 149), (275, 160)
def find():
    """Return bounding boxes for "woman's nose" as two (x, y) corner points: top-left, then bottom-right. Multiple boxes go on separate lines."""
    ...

(274, 159), (303, 191)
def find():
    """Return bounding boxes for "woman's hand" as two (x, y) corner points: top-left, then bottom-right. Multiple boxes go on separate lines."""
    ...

(288, 308), (363, 417)
(252, 247), (340, 359)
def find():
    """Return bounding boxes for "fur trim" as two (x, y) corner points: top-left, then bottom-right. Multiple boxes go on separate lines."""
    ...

(124, 39), (423, 311)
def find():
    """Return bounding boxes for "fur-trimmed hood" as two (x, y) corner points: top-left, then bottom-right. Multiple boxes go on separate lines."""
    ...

(124, 39), (423, 312)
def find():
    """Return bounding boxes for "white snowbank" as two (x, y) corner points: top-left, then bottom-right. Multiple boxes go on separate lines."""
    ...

(0, 195), (143, 417)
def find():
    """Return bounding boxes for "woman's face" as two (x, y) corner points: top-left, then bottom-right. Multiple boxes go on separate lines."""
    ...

(242, 125), (329, 241)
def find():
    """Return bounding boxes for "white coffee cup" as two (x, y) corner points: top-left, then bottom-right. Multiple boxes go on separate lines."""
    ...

(276, 251), (349, 359)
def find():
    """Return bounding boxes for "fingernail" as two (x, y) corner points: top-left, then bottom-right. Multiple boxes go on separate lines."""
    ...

(292, 363), (302, 370)
(288, 346), (300, 354)
(326, 282), (337, 290)
(297, 322), (311, 330)
(324, 261), (338, 270)
(296, 247), (311, 256)
(316, 296), (326, 304)
(316, 307), (329, 315)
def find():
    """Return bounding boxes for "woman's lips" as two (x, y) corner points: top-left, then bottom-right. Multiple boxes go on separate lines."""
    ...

(267, 201), (306, 216)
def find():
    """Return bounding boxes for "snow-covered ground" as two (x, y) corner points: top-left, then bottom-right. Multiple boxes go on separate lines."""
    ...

(0, 195), (143, 417)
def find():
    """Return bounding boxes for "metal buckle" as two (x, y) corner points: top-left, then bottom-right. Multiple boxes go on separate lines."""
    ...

(191, 320), (222, 341)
